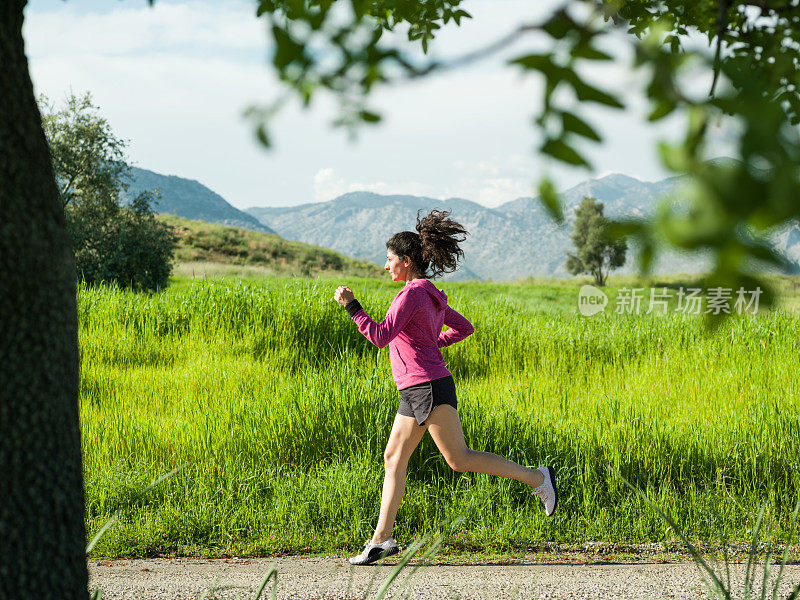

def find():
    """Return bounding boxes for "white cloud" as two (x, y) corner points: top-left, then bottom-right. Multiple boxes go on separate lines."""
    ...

(454, 154), (532, 176)
(347, 180), (439, 198)
(313, 168), (440, 201)
(446, 154), (537, 205)
(313, 168), (347, 201)
(313, 164), (534, 207)
(446, 176), (532, 206)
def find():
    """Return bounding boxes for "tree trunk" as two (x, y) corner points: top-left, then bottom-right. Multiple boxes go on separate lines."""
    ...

(0, 2), (88, 599)
(592, 267), (603, 287)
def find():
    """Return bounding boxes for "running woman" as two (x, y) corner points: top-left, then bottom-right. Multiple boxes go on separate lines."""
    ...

(333, 209), (558, 566)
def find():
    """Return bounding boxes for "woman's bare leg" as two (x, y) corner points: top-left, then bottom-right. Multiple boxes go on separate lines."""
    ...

(371, 413), (427, 544)
(426, 405), (544, 487)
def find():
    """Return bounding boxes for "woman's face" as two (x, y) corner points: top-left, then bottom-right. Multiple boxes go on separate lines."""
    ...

(385, 250), (411, 281)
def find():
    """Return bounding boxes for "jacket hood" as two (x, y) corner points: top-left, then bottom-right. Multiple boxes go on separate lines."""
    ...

(405, 278), (447, 309)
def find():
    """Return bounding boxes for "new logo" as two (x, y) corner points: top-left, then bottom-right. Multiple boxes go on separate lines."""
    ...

(578, 285), (608, 316)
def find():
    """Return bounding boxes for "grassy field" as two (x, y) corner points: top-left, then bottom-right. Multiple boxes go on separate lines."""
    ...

(79, 275), (800, 558)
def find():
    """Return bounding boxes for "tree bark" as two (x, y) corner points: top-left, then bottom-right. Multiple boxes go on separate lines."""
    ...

(0, 2), (88, 599)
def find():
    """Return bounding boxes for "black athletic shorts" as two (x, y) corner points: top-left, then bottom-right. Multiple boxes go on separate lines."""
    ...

(397, 375), (458, 426)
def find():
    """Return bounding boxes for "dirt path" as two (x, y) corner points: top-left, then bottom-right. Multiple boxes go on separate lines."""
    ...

(89, 557), (800, 599)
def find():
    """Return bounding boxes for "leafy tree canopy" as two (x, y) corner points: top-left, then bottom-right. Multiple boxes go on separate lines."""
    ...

(251, 0), (800, 311)
(40, 92), (127, 210)
(40, 92), (177, 291)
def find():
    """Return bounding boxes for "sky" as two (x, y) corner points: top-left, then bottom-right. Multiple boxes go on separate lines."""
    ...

(23, 0), (722, 210)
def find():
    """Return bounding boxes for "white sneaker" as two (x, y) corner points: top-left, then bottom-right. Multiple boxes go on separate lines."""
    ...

(348, 538), (399, 565)
(534, 466), (558, 516)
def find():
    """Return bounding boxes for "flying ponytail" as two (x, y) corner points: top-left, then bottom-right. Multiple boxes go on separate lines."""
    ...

(386, 209), (469, 279)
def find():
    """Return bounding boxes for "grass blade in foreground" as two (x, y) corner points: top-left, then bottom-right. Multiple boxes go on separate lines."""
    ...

(617, 466), (800, 600)
(615, 467), (731, 600)
(772, 502), (800, 600)
(373, 514), (466, 600)
(86, 463), (188, 554)
(252, 564), (277, 600)
(744, 504), (767, 599)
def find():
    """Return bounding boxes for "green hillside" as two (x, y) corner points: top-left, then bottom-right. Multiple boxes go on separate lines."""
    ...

(161, 215), (384, 279)
(129, 167), (275, 234)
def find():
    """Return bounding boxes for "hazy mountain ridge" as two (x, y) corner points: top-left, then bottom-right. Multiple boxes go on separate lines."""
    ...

(127, 164), (799, 281)
(246, 174), (733, 280)
(127, 167), (275, 234)
(771, 221), (800, 268)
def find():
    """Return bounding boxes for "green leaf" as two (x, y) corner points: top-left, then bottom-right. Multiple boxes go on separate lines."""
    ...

(307, 8), (327, 30)
(571, 43), (613, 61)
(538, 178), (564, 223)
(648, 101), (676, 121)
(665, 34), (681, 52)
(453, 9), (471, 25)
(658, 141), (689, 171)
(256, 0), (275, 17)
(509, 53), (566, 82)
(256, 124), (271, 147)
(639, 240), (654, 274)
(687, 105), (707, 138)
(287, 0), (304, 16)
(606, 220), (644, 240)
(359, 110), (381, 123)
(541, 138), (590, 167)
(561, 111), (601, 141)
(543, 10), (576, 40)
(272, 26), (304, 70)
(350, 0), (367, 19)
(743, 239), (784, 267)
(570, 78), (625, 109)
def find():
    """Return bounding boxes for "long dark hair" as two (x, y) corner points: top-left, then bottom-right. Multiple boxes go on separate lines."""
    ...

(386, 209), (469, 279)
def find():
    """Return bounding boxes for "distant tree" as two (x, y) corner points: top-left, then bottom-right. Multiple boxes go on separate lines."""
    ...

(566, 197), (627, 287)
(40, 92), (177, 291)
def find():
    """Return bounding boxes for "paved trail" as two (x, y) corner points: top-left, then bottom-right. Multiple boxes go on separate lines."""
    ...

(89, 557), (800, 599)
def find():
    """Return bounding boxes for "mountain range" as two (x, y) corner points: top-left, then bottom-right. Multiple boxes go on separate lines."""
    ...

(244, 174), (733, 280)
(126, 167), (275, 234)
(129, 167), (800, 281)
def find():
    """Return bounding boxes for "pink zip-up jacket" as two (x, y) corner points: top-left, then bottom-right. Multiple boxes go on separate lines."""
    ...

(344, 278), (474, 390)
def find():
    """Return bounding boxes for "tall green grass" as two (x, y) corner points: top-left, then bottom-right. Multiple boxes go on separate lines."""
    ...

(79, 277), (800, 557)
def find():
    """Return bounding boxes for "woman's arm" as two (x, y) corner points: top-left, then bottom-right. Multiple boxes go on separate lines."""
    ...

(338, 287), (420, 349)
(437, 306), (474, 348)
